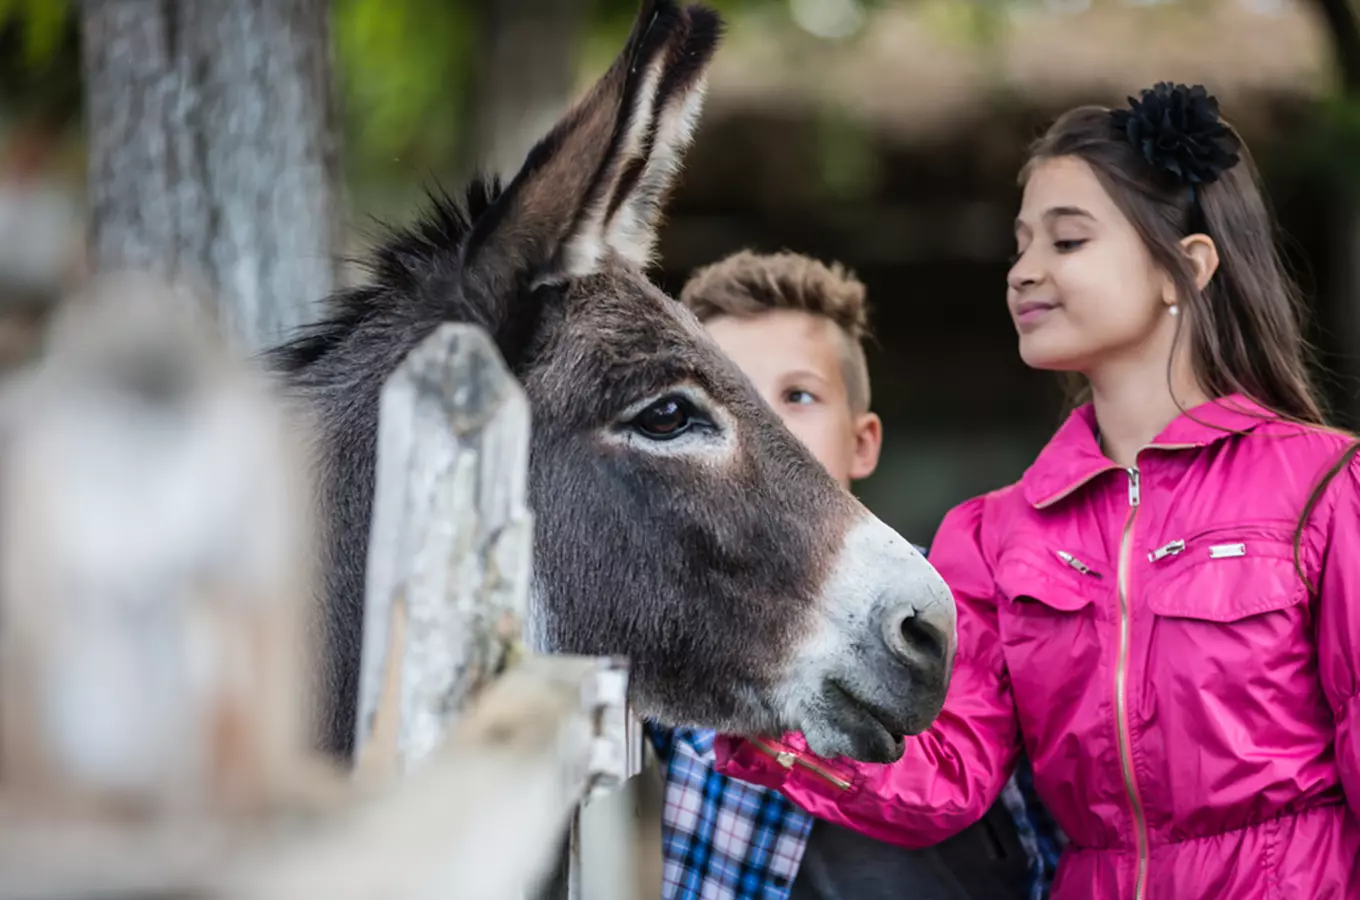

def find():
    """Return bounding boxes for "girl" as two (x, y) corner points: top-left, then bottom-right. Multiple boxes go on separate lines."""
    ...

(715, 83), (1360, 899)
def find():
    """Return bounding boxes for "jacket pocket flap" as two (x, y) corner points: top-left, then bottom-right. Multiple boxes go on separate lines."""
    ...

(1146, 550), (1308, 623)
(994, 554), (1097, 613)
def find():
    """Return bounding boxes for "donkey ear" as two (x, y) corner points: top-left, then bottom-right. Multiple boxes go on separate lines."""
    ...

(459, 1), (722, 298)
(595, 8), (720, 269)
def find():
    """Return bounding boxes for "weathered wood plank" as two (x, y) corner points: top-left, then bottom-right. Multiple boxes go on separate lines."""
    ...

(573, 751), (665, 900)
(227, 654), (616, 900)
(568, 674), (658, 900)
(0, 655), (621, 900)
(353, 321), (535, 777)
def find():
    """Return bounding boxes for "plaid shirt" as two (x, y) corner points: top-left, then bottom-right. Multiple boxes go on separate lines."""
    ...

(648, 724), (1063, 900)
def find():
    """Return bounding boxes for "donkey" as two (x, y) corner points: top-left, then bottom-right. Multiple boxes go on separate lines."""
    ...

(270, 0), (956, 767)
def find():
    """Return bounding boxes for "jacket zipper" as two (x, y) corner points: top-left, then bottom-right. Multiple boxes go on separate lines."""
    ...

(1147, 539), (1185, 562)
(1056, 549), (1102, 577)
(751, 737), (852, 790)
(1117, 466), (1149, 900)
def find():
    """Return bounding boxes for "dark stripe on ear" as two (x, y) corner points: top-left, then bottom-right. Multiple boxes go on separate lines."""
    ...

(548, 3), (687, 273)
(658, 6), (723, 107)
(602, 6), (722, 225)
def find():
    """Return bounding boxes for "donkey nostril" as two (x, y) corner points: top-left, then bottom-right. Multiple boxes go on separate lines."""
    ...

(882, 603), (949, 668)
(898, 612), (943, 662)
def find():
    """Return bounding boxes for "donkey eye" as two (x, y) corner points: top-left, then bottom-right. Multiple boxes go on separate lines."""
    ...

(630, 395), (698, 440)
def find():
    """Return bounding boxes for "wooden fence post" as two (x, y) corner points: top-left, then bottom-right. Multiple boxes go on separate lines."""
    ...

(347, 321), (640, 898)
(352, 322), (535, 775)
(568, 696), (662, 900)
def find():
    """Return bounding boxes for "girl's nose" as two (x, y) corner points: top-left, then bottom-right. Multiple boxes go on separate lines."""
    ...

(1007, 254), (1042, 293)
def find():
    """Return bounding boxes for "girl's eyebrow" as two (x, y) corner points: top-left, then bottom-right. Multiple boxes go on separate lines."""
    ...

(1043, 205), (1095, 223)
(1014, 205), (1096, 232)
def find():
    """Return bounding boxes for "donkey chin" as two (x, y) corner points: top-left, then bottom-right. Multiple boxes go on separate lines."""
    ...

(773, 511), (958, 765)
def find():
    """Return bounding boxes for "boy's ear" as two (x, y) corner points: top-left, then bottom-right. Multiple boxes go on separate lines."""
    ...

(848, 411), (882, 482)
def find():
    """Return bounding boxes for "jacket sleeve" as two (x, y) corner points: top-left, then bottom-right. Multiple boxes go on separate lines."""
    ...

(1318, 449), (1360, 817)
(713, 495), (1022, 849)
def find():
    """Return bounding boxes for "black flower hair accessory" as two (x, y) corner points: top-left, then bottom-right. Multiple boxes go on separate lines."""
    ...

(1110, 82), (1242, 187)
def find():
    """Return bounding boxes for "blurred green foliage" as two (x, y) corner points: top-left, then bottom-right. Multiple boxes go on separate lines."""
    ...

(0, 0), (79, 127)
(0, 0), (68, 67)
(332, 0), (477, 181)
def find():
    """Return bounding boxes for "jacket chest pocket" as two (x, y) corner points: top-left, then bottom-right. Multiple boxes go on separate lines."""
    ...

(1142, 527), (1314, 698)
(993, 548), (1106, 718)
(1139, 527), (1324, 822)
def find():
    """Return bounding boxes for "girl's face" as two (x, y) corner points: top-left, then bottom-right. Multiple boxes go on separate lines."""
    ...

(1007, 156), (1178, 375)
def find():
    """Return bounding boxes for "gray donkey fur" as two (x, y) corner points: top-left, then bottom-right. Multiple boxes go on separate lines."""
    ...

(270, 0), (957, 766)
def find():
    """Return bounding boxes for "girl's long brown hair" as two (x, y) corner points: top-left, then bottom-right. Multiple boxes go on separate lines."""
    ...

(1022, 103), (1354, 589)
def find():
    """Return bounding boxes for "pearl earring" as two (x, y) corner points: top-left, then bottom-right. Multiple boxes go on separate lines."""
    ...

(1169, 304), (1180, 317)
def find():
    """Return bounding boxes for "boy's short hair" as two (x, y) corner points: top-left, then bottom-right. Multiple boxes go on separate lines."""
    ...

(679, 250), (873, 412)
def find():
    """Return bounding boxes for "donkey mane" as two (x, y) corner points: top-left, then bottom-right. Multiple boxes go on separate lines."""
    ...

(269, 179), (505, 375)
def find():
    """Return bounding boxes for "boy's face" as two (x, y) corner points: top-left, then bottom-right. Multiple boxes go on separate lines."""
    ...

(704, 309), (882, 490)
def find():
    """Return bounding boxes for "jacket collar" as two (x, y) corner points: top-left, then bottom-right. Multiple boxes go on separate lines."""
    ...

(1021, 393), (1275, 509)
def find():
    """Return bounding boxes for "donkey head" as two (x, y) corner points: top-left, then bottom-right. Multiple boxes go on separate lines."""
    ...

(276, 0), (956, 764)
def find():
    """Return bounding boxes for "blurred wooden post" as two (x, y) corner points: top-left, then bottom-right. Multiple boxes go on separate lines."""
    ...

(468, 0), (592, 178)
(0, 272), (319, 893)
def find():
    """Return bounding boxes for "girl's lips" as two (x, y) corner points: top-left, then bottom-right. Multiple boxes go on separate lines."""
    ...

(1013, 301), (1059, 330)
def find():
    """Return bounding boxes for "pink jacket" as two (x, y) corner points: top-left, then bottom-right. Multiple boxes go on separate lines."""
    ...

(716, 395), (1360, 900)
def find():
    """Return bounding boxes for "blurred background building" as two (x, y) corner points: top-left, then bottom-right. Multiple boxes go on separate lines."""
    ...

(3, 0), (1359, 541)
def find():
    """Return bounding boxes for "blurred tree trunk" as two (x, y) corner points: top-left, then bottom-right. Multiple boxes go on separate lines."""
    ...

(81, 0), (341, 355)
(1310, 0), (1360, 426)
(467, 0), (592, 179)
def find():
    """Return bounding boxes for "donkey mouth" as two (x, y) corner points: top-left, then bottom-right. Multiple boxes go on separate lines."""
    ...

(806, 680), (919, 764)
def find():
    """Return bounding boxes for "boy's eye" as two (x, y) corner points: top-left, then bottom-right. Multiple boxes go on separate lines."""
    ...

(785, 389), (816, 405)
(1054, 238), (1087, 253)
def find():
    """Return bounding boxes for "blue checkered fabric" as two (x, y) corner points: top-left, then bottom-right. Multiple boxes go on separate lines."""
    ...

(649, 724), (812, 900)
(649, 724), (1062, 900)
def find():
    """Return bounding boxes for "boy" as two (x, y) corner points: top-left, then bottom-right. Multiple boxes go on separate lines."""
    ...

(648, 250), (1061, 900)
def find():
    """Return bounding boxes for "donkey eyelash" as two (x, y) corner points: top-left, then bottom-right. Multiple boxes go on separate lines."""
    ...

(625, 394), (714, 441)
(604, 387), (734, 456)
